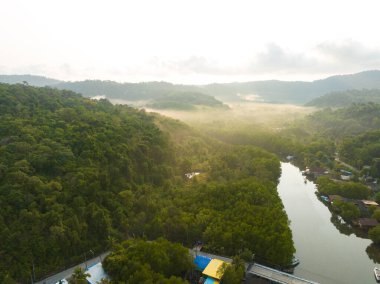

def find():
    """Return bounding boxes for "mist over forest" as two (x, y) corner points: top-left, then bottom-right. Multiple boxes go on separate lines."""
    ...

(2, 1), (380, 283)
(3, 69), (380, 107)
(3, 68), (380, 283)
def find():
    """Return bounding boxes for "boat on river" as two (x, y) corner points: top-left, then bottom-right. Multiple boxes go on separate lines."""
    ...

(282, 257), (300, 273)
(291, 257), (300, 267)
(374, 267), (380, 282)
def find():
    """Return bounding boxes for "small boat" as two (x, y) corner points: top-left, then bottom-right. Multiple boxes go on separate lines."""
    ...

(291, 257), (300, 267)
(320, 195), (329, 202)
(374, 267), (380, 282)
(282, 257), (300, 273)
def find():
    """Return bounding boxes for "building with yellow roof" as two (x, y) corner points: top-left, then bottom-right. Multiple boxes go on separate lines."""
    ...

(202, 259), (229, 280)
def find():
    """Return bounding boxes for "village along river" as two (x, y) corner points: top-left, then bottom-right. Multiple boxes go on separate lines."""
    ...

(277, 162), (378, 284)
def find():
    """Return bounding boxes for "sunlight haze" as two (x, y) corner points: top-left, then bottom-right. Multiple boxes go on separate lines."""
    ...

(1, 0), (380, 83)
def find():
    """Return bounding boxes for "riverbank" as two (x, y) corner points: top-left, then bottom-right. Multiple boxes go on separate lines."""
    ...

(278, 162), (377, 284)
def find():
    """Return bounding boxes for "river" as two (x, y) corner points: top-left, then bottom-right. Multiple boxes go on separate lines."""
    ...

(278, 162), (378, 284)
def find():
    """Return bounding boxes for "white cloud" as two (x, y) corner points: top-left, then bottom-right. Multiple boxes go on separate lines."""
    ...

(1, 0), (380, 83)
(136, 41), (380, 80)
(316, 40), (380, 70)
(249, 43), (319, 74)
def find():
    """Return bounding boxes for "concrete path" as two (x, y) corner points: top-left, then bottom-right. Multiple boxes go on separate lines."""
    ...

(334, 156), (359, 173)
(35, 252), (110, 284)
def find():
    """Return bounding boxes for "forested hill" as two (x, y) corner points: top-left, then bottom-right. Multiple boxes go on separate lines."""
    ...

(212, 70), (380, 104)
(55, 80), (199, 101)
(306, 89), (380, 108)
(46, 70), (380, 104)
(146, 91), (228, 110)
(0, 83), (295, 282)
(0, 83), (175, 281)
(298, 102), (380, 138)
(0, 74), (62, 86)
(55, 81), (229, 110)
(294, 103), (380, 173)
(284, 103), (380, 140)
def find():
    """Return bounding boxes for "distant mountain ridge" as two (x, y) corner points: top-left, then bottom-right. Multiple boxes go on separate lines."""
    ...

(208, 70), (380, 104)
(2, 70), (380, 105)
(54, 80), (200, 101)
(0, 74), (62, 86)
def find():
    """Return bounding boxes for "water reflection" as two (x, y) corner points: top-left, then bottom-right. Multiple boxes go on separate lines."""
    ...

(366, 243), (380, 263)
(278, 162), (376, 284)
(330, 214), (353, 236)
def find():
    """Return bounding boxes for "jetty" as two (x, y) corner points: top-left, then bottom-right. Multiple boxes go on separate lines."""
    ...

(247, 263), (319, 284)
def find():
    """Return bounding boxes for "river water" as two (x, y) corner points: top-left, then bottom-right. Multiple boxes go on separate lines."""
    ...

(277, 162), (378, 284)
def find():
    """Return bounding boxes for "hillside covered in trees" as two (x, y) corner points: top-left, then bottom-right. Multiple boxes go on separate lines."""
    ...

(195, 102), (380, 173)
(306, 89), (380, 108)
(0, 75), (62, 87)
(146, 92), (228, 111)
(0, 83), (176, 281)
(0, 84), (294, 283)
(339, 131), (380, 176)
(294, 103), (380, 138)
(277, 103), (380, 173)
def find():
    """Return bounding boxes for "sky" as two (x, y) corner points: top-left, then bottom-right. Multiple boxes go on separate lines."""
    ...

(1, 0), (380, 84)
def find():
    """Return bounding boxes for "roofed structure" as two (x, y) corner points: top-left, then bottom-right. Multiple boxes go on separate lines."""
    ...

(204, 277), (220, 284)
(356, 218), (378, 229)
(202, 259), (228, 280)
(361, 200), (379, 207)
(194, 255), (212, 271)
(86, 262), (109, 284)
(328, 195), (345, 203)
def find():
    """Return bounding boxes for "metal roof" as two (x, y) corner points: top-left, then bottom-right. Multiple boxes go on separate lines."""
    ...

(202, 259), (228, 280)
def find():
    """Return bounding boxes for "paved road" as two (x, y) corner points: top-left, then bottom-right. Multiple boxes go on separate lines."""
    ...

(334, 157), (359, 173)
(35, 252), (110, 284)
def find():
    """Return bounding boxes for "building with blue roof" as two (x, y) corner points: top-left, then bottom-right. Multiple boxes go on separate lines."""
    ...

(194, 255), (212, 271)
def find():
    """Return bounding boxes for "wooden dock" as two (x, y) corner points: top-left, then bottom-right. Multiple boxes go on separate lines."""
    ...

(247, 263), (319, 284)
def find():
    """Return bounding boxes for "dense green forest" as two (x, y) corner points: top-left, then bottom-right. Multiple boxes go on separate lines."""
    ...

(316, 176), (371, 199)
(306, 89), (380, 108)
(290, 103), (380, 169)
(102, 238), (245, 284)
(0, 83), (176, 281)
(339, 131), (380, 177)
(103, 239), (192, 284)
(4, 79), (380, 283)
(0, 84), (294, 283)
(291, 103), (380, 139)
(193, 102), (380, 172)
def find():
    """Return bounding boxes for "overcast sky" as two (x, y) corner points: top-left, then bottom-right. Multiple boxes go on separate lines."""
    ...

(1, 0), (380, 84)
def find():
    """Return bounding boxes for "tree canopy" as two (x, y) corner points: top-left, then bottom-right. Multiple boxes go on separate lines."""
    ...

(103, 239), (192, 284)
(0, 84), (175, 281)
